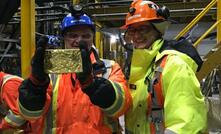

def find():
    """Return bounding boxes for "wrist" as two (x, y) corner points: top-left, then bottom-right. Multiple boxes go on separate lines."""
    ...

(29, 74), (49, 86)
(77, 73), (93, 89)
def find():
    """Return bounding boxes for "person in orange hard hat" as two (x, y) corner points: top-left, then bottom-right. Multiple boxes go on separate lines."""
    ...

(121, 0), (207, 133)
(0, 71), (28, 133)
(17, 7), (132, 134)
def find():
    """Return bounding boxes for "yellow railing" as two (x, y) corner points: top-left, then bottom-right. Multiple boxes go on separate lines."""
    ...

(174, 0), (221, 81)
(175, 0), (217, 40)
(21, 0), (36, 78)
(194, 19), (221, 47)
(72, 0), (80, 5)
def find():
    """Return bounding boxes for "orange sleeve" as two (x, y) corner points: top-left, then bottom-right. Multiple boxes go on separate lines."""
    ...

(0, 78), (27, 128)
(1, 78), (22, 115)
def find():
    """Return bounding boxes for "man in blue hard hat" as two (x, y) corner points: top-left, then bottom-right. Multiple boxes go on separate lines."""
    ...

(17, 9), (132, 134)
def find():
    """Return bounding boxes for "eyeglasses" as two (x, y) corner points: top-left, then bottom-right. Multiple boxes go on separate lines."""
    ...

(64, 32), (93, 40)
(124, 25), (153, 43)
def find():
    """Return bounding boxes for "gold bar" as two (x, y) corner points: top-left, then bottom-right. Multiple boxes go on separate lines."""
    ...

(44, 49), (82, 74)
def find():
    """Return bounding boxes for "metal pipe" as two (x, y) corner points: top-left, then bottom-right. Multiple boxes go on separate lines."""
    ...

(13, 7), (217, 19)
(0, 43), (13, 63)
(13, 13), (65, 18)
(0, 38), (19, 43)
(18, 5), (70, 12)
(36, 13), (66, 17)
(175, 0), (217, 40)
(36, 17), (63, 22)
(170, 7), (216, 12)
(92, 7), (216, 17)
(92, 13), (127, 17)
(86, 0), (132, 7)
(9, 17), (64, 24)
(0, 54), (18, 57)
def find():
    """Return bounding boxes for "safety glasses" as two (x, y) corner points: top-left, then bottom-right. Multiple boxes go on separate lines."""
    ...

(124, 25), (153, 43)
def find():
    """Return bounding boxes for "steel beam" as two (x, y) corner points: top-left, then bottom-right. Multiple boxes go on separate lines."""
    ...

(197, 42), (221, 81)
(0, 38), (19, 43)
(85, 2), (211, 14)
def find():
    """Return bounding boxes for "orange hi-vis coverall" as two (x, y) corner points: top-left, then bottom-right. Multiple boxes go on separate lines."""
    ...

(18, 54), (132, 134)
(0, 72), (26, 131)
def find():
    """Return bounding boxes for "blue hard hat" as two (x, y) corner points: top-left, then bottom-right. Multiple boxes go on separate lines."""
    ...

(61, 13), (94, 33)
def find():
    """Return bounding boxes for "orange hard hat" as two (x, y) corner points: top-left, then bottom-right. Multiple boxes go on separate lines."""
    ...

(121, 0), (165, 29)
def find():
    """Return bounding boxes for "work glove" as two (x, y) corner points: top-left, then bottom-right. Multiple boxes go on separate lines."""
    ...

(29, 36), (49, 86)
(76, 41), (93, 88)
(83, 77), (116, 108)
(47, 35), (62, 48)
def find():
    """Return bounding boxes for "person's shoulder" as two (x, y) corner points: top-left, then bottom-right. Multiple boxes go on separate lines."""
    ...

(160, 39), (201, 72)
(166, 54), (188, 66)
(164, 54), (198, 74)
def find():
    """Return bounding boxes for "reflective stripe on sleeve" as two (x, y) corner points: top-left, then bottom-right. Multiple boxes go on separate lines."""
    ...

(1, 74), (23, 103)
(18, 100), (43, 119)
(4, 110), (26, 127)
(44, 74), (60, 134)
(102, 81), (125, 116)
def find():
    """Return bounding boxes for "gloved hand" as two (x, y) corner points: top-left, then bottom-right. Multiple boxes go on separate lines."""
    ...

(47, 35), (62, 48)
(83, 77), (116, 108)
(29, 36), (49, 85)
(76, 41), (93, 88)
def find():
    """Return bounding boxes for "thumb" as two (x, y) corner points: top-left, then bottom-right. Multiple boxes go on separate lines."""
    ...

(79, 41), (92, 74)
(79, 40), (89, 51)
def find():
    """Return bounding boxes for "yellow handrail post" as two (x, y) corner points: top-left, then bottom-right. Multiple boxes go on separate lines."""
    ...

(21, 0), (35, 78)
(95, 0), (102, 58)
(73, 0), (80, 5)
(175, 0), (217, 40)
(217, 0), (221, 44)
(95, 22), (103, 58)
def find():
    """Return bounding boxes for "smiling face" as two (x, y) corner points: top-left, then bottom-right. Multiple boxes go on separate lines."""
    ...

(124, 21), (160, 49)
(63, 25), (94, 49)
